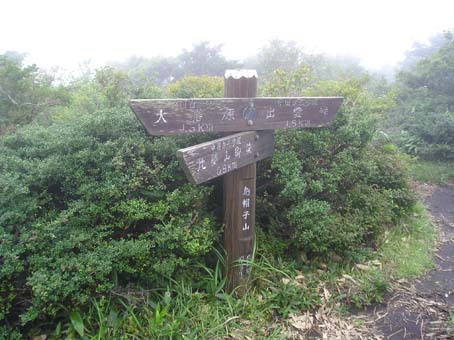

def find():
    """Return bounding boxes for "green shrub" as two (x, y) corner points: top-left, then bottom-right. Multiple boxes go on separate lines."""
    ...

(389, 32), (454, 160)
(0, 73), (416, 336)
(397, 111), (454, 160)
(0, 109), (218, 328)
(0, 326), (21, 340)
(166, 75), (223, 98)
(258, 76), (414, 257)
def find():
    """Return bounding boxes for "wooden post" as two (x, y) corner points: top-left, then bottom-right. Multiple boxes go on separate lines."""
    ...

(223, 70), (258, 294)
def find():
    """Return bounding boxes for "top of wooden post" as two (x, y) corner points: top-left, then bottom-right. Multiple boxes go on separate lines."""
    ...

(225, 69), (258, 79)
(224, 69), (258, 98)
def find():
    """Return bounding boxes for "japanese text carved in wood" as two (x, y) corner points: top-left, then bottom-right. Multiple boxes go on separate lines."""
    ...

(177, 130), (274, 184)
(130, 97), (343, 136)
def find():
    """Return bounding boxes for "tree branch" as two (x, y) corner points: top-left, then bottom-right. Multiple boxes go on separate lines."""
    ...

(0, 84), (18, 106)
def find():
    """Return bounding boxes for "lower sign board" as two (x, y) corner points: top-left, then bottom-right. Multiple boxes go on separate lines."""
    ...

(177, 130), (274, 184)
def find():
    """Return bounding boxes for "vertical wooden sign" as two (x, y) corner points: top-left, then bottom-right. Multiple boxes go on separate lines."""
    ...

(223, 70), (260, 294)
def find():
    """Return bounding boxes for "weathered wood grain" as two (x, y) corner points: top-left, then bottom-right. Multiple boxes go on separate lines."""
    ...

(223, 70), (258, 295)
(224, 165), (256, 295)
(177, 130), (274, 184)
(130, 97), (343, 136)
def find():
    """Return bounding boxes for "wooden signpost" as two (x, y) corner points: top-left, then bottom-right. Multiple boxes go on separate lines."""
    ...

(130, 69), (343, 294)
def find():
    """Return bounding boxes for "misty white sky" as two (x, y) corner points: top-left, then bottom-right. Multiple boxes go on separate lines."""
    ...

(1, 0), (453, 72)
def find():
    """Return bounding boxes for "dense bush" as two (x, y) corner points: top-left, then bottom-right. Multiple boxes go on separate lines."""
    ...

(0, 110), (218, 328)
(257, 75), (414, 257)
(60, 67), (163, 117)
(165, 75), (223, 98)
(397, 111), (453, 159)
(0, 71), (415, 336)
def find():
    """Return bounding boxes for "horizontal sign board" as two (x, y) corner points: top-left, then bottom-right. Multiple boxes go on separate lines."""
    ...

(177, 130), (274, 184)
(130, 97), (343, 136)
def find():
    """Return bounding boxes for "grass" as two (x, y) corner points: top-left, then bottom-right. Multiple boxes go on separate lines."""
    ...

(379, 203), (436, 279)
(42, 250), (299, 339)
(309, 202), (437, 309)
(408, 159), (454, 185)
(29, 204), (438, 339)
(450, 312), (454, 338)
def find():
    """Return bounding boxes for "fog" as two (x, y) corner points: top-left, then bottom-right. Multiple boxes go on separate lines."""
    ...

(1, 0), (453, 73)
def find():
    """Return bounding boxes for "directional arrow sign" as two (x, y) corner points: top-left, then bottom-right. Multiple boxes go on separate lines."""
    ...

(130, 97), (343, 136)
(177, 130), (274, 184)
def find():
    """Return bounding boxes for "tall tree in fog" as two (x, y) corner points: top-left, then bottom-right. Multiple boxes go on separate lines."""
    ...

(0, 52), (68, 130)
(401, 29), (454, 70)
(114, 56), (179, 87)
(176, 41), (241, 77)
(398, 31), (454, 112)
(113, 42), (240, 85)
(246, 39), (302, 79)
(391, 31), (454, 160)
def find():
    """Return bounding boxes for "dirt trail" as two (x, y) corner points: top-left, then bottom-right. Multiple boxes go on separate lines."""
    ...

(371, 185), (454, 339)
(280, 186), (454, 339)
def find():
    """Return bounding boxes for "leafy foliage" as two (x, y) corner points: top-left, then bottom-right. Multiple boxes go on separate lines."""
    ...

(0, 53), (69, 132)
(258, 73), (413, 257)
(0, 45), (418, 337)
(260, 65), (314, 97)
(390, 31), (454, 160)
(0, 109), (218, 327)
(166, 75), (224, 98)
